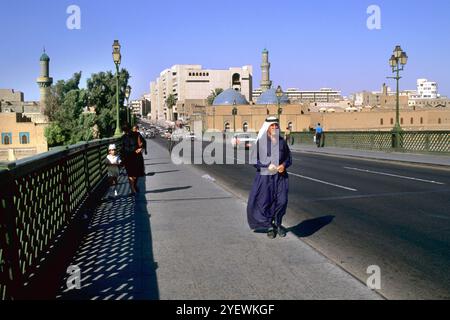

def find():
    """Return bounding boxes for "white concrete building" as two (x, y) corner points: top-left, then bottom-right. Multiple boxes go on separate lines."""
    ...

(150, 65), (253, 121)
(415, 78), (438, 99)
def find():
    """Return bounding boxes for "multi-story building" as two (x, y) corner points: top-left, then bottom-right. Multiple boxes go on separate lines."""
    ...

(149, 64), (253, 121)
(415, 78), (438, 99)
(253, 87), (342, 103)
(130, 97), (151, 118)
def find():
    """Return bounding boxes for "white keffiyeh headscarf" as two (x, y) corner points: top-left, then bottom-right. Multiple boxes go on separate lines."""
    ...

(257, 116), (280, 141)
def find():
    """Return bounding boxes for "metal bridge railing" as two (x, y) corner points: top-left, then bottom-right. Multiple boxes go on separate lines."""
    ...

(0, 138), (119, 299)
(291, 131), (450, 154)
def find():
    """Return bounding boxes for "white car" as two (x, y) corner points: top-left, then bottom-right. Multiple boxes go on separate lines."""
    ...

(232, 133), (257, 149)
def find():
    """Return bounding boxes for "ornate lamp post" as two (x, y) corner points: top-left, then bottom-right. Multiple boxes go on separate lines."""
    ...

(388, 45), (408, 148)
(112, 40), (122, 137)
(232, 99), (238, 133)
(125, 85), (131, 125)
(276, 85), (283, 119)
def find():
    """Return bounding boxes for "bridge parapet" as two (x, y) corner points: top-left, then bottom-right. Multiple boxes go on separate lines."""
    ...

(291, 131), (450, 154)
(0, 138), (120, 299)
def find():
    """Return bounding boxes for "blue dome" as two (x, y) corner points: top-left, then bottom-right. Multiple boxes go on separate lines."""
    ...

(256, 88), (290, 105)
(213, 88), (249, 106)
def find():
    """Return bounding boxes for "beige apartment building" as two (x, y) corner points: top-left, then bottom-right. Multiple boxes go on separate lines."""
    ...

(0, 112), (48, 161)
(149, 64), (253, 121)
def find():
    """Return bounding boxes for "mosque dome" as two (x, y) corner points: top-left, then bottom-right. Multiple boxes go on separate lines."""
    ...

(213, 88), (249, 106)
(256, 88), (290, 105)
(40, 52), (50, 62)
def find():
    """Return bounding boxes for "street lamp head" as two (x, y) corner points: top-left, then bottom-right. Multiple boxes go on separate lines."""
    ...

(394, 45), (403, 59)
(125, 85), (131, 99)
(389, 55), (397, 67)
(276, 85), (283, 98)
(400, 52), (408, 65)
(112, 40), (121, 65)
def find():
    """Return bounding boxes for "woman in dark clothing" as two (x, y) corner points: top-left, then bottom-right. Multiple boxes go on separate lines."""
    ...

(247, 117), (292, 239)
(121, 124), (145, 194)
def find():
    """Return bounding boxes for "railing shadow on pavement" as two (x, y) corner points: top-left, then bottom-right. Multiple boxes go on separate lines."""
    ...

(288, 215), (335, 238)
(56, 175), (159, 300)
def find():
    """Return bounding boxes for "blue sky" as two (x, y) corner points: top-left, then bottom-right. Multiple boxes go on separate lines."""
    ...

(0, 0), (449, 101)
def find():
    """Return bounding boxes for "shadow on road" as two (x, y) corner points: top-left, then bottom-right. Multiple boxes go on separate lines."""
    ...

(288, 215), (335, 238)
(146, 170), (180, 176)
(146, 186), (192, 194)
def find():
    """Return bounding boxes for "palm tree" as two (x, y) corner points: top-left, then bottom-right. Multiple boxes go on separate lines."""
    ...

(206, 88), (224, 106)
(165, 94), (177, 121)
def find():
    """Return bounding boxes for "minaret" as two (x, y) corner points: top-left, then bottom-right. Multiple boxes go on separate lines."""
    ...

(260, 48), (272, 91)
(36, 48), (53, 111)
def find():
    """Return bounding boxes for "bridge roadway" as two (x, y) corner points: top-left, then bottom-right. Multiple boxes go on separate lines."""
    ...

(160, 136), (450, 300)
(56, 139), (382, 300)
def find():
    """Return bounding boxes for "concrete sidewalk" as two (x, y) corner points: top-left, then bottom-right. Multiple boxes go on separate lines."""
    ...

(57, 139), (383, 300)
(290, 144), (450, 167)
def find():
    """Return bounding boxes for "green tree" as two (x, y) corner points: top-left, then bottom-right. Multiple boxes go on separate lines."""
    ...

(86, 69), (130, 137)
(206, 88), (224, 105)
(165, 94), (177, 121)
(44, 123), (66, 147)
(44, 72), (83, 121)
(44, 69), (130, 147)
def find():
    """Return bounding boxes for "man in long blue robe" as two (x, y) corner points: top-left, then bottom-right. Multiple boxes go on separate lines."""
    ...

(247, 117), (292, 239)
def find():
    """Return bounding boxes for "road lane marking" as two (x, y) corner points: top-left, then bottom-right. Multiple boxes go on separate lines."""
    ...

(344, 167), (445, 185)
(303, 188), (450, 202)
(289, 172), (358, 192)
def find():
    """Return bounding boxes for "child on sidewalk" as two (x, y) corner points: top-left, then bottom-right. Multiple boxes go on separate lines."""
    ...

(105, 144), (122, 197)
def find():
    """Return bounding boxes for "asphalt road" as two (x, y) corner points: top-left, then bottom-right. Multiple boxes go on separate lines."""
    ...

(150, 135), (450, 299)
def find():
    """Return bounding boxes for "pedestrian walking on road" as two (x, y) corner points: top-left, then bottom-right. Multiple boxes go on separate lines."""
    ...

(121, 124), (145, 195)
(315, 123), (323, 148)
(284, 127), (294, 146)
(105, 144), (122, 197)
(247, 117), (292, 239)
(133, 125), (147, 175)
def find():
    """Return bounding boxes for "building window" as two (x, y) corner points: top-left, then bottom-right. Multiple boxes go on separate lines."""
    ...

(380, 118), (384, 125)
(19, 132), (30, 144)
(420, 117), (423, 124)
(400, 118), (404, 125)
(438, 118), (442, 124)
(2, 133), (12, 145)
(390, 118), (394, 125)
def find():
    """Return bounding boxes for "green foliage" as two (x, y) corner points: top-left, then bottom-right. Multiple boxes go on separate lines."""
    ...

(87, 69), (130, 136)
(165, 94), (177, 109)
(206, 88), (224, 105)
(165, 94), (177, 121)
(44, 69), (130, 147)
(44, 123), (67, 146)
